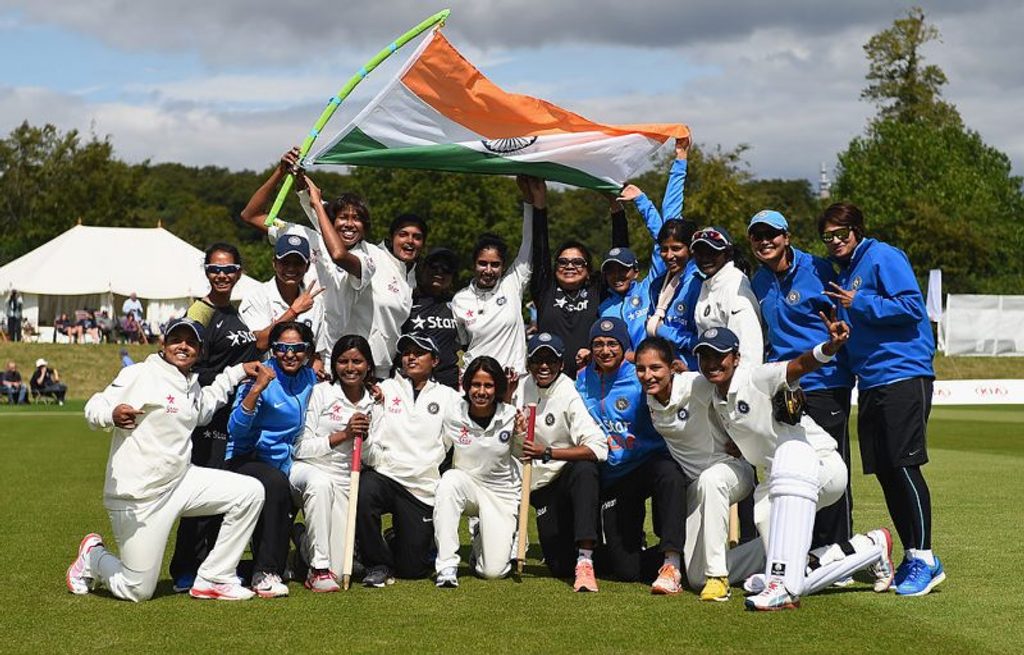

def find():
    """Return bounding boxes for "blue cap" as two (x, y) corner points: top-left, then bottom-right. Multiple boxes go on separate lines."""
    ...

(589, 317), (631, 350)
(693, 327), (739, 355)
(397, 332), (439, 355)
(747, 210), (789, 233)
(275, 234), (310, 262)
(601, 247), (639, 270)
(165, 317), (205, 344)
(527, 332), (565, 359)
(691, 226), (733, 250)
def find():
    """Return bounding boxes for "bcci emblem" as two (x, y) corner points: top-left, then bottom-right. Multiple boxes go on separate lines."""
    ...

(496, 296), (507, 306)
(287, 235), (302, 246)
(427, 402), (439, 415)
(737, 400), (750, 414)
(705, 328), (719, 339)
(609, 248), (621, 257)
(499, 430), (511, 443)
(786, 291), (800, 305)
(676, 407), (689, 421)
(539, 333), (552, 342)
(615, 397), (630, 411)
(851, 276), (862, 290)
(630, 296), (641, 307)
(675, 302), (686, 314)
(481, 137), (538, 154)
(545, 413), (555, 426)
(600, 320), (614, 332)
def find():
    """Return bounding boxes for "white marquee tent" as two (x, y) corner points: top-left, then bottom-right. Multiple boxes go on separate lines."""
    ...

(0, 224), (261, 336)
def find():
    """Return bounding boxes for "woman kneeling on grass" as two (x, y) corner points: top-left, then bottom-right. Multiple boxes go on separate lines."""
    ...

(226, 321), (318, 598)
(67, 317), (266, 602)
(433, 357), (523, 588)
(290, 335), (376, 592)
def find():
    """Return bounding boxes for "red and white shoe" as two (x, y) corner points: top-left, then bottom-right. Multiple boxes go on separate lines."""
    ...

(573, 559), (598, 593)
(744, 578), (800, 611)
(305, 569), (341, 593)
(867, 528), (895, 593)
(66, 533), (103, 595)
(651, 563), (683, 595)
(189, 576), (256, 601)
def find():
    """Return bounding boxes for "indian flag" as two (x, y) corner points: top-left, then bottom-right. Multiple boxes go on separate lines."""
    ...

(310, 30), (689, 192)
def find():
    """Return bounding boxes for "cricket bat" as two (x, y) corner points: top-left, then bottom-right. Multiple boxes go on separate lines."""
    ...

(728, 503), (740, 548)
(515, 403), (537, 576)
(341, 413), (368, 590)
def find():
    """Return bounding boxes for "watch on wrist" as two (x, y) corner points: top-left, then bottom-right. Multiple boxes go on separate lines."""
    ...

(541, 447), (553, 464)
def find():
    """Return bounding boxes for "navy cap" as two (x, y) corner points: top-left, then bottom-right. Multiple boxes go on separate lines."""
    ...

(589, 317), (630, 350)
(693, 327), (739, 355)
(165, 317), (205, 345)
(748, 210), (789, 233)
(527, 332), (565, 359)
(601, 247), (639, 270)
(691, 226), (733, 251)
(275, 234), (310, 262)
(424, 247), (458, 272)
(397, 332), (439, 355)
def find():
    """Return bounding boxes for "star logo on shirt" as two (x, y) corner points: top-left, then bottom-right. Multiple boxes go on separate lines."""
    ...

(411, 315), (426, 330)
(465, 309), (475, 318)
(166, 395), (175, 404)
(391, 397), (402, 407)
(554, 296), (567, 309)
(458, 425), (472, 444)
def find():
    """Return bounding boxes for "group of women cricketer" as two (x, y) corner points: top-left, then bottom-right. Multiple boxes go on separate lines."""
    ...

(66, 135), (944, 610)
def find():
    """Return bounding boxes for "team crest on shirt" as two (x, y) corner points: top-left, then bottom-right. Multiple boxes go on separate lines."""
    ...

(615, 396), (630, 411)
(737, 400), (750, 414)
(499, 430), (511, 443)
(676, 407), (689, 421)
(851, 276), (862, 290)
(545, 413), (555, 426)
(630, 296), (641, 307)
(427, 402), (439, 415)
(675, 302), (686, 314)
(786, 291), (801, 305)
(496, 296), (507, 306)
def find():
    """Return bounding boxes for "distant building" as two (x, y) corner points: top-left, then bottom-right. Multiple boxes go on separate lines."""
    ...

(818, 163), (832, 200)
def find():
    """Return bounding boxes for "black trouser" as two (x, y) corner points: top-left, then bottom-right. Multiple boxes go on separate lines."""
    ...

(37, 383), (67, 402)
(226, 456), (293, 576)
(805, 387), (854, 548)
(530, 461), (600, 578)
(169, 407), (230, 580)
(7, 317), (20, 342)
(356, 469), (434, 579)
(594, 452), (689, 583)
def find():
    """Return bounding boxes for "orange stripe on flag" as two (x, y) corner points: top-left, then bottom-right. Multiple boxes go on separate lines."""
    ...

(401, 33), (688, 142)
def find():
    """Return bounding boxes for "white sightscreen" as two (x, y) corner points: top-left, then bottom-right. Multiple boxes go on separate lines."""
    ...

(942, 295), (1024, 356)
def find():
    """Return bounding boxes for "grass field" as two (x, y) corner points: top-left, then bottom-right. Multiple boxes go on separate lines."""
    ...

(2, 403), (1023, 654)
(1, 342), (1023, 401)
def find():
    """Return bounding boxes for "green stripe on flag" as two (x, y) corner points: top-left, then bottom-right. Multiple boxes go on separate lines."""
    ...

(313, 128), (621, 192)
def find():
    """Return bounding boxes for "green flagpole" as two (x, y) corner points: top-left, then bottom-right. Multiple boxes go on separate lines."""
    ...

(264, 8), (451, 227)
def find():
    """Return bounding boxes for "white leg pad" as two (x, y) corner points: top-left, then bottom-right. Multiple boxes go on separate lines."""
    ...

(764, 439), (820, 597)
(804, 534), (880, 595)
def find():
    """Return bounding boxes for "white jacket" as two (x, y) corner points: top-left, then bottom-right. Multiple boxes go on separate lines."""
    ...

(441, 401), (522, 504)
(520, 373), (608, 491)
(292, 382), (376, 484)
(84, 354), (246, 508)
(647, 372), (736, 480)
(694, 261), (765, 364)
(363, 375), (462, 505)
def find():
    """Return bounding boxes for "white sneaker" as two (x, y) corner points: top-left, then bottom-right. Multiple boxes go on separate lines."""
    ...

(832, 576), (856, 588)
(252, 571), (289, 598)
(867, 528), (895, 592)
(436, 567), (459, 588)
(743, 573), (766, 594)
(744, 578), (800, 611)
(305, 569), (340, 593)
(189, 576), (256, 601)
(66, 533), (103, 595)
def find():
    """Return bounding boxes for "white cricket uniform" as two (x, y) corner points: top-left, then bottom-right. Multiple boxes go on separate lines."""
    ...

(701, 362), (846, 539)
(433, 402), (522, 579)
(346, 242), (416, 379)
(82, 354), (264, 602)
(363, 375), (462, 506)
(290, 382), (375, 574)
(452, 204), (533, 376)
(695, 261), (765, 364)
(520, 373), (608, 492)
(647, 372), (762, 586)
(239, 277), (327, 356)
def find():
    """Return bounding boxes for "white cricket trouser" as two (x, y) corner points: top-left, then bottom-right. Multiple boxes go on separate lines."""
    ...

(753, 447), (848, 543)
(683, 458), (764, 588)
(290, 461), (350, 574)
(88, 465), (264, 602)
(434, 469), (518, 579)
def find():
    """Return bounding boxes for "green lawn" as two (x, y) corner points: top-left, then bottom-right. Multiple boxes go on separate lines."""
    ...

(2, 405), (1023, 653)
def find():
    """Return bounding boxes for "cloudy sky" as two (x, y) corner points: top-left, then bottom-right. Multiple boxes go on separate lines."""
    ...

(1, 1), (1020, 183)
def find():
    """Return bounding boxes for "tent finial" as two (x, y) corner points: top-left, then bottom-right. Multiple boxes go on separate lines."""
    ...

(157, 219), (163, 228)
(76, 217), (82, 225)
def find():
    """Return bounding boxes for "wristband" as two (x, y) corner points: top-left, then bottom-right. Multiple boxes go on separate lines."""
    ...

(542, 447), (553, 464)
(812, 343), (835, 363)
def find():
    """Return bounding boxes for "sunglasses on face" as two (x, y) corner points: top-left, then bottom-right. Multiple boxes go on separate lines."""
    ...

(271, 341), (310, 355)
(749, 228), (784, 242)
(205, 264), (241, 275)
(426, 261), (455, 275)
(820, 227), (853, 244)
(556, 257), (588, 269)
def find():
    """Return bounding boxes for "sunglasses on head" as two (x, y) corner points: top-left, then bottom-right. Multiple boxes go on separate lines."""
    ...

(556, 257), (588, 269)
(204, 264), (241, 275)
(271, 341), (310, 355)
(820, 227), (853, 243)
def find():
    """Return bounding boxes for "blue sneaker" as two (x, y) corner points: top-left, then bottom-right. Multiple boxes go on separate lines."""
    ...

(172, 572), (196, 593)
(895, 557), (945, 597)
(893, 559), (913, 588)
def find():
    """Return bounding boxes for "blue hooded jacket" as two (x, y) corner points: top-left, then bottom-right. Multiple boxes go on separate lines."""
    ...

(751, 247), (854, 391)
(575, 359), (665, 487)
(227, 358), (317, 474)
(834, 238), (934, 389)
(647, 259), (702, 371)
